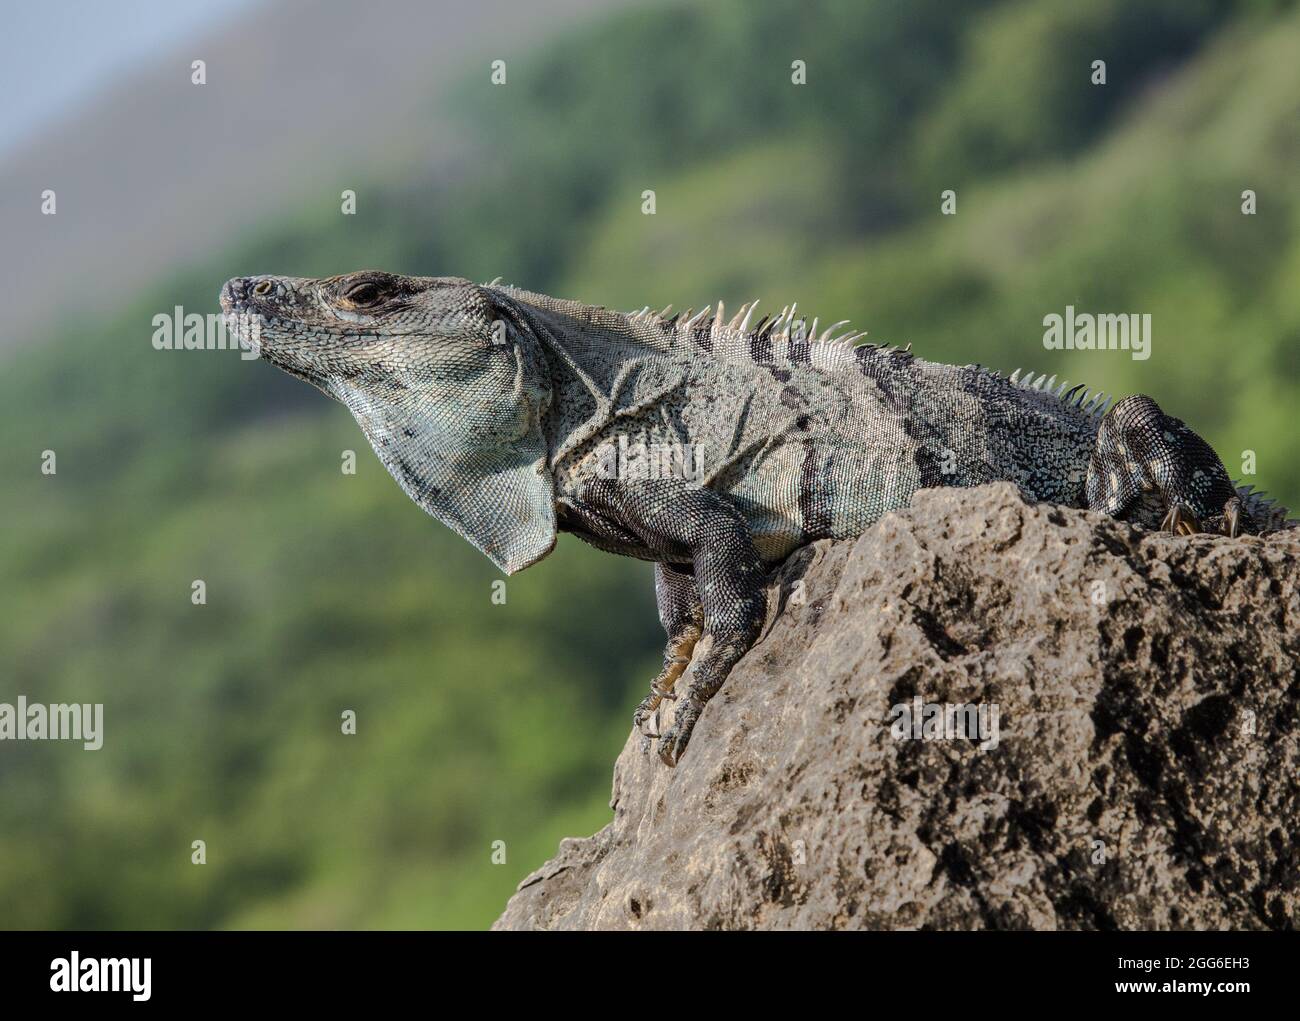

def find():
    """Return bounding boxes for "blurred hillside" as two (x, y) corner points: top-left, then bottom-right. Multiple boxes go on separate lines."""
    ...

(0, 0), (632, 349)
(2, 0), (1298, 929)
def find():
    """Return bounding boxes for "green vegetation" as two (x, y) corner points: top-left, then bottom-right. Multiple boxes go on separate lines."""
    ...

(2, 0), (1298, 928)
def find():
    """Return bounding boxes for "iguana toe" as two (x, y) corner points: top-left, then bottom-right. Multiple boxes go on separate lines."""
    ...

(632, 637), (694, 743)
(656, 700), (702, 767)
(632, 697), (657, 738)
(633, 678), (680, 735)
(1221, 496), (1242, 538)
(1160, 502), (1200, 536)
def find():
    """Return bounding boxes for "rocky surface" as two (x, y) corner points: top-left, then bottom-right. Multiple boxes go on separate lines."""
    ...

(495, 483), (1300, 930)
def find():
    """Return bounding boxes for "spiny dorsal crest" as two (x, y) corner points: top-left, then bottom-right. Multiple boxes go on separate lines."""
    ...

(487, 280), (1104, 418)
(1008, 367), (1113, 420)
(624, 298), (914, 373)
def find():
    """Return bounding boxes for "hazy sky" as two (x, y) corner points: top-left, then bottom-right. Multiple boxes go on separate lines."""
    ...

(0, 0), (261, 158)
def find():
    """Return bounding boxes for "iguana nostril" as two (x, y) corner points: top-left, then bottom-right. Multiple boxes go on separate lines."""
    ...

(253, 280), (273, 296)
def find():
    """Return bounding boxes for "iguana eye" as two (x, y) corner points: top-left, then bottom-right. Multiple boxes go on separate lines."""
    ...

(343, 281), (383, 307)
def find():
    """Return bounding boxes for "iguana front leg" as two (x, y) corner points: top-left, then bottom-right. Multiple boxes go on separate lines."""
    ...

(1086, 395), (1243, 534)
(633, 563), (703, 742)
(576, 480), (767, 766)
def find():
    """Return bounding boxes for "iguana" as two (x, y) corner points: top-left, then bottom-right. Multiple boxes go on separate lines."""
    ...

(220, 271), (1293, 765)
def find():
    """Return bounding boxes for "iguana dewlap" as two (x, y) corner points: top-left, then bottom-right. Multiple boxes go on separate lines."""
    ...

(220, 272), (1292, 765)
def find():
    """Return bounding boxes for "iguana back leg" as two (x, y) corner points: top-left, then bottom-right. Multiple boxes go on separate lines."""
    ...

(634, 563), (704, 741)
(575, 479), (767, 766)
(1086, 394), (1242, 535)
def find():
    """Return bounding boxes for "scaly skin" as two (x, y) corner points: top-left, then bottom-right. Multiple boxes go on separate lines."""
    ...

(220, 271), (1293, 765)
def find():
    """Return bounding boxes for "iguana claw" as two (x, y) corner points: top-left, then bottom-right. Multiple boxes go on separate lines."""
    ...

(633, 682), (677, 742)
(657, 698), (703, 767)
(632, 628), (697, 747)
(1161, 503), (1200, 536)
(1221, 496), (1242, 538)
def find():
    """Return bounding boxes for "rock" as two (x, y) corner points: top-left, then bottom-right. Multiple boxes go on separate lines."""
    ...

(493, 483), (1300, 930)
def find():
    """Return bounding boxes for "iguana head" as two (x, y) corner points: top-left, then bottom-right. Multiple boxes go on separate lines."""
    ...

(220, 271), (498, 385)
(220, 271), (556, 574)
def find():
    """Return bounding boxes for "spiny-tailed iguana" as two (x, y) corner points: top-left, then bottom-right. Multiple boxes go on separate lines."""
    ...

(220, 271), (1293, 765)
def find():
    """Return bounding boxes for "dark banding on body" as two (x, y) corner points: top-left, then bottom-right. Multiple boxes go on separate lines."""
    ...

(798, 440), (835, 539)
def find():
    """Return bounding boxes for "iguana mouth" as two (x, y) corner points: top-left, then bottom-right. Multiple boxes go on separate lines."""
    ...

(218, 306), (262, 357)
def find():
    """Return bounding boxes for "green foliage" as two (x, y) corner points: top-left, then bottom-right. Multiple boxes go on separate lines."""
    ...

(913, 0), (1236, 191)
(2, 0), (1297, 929)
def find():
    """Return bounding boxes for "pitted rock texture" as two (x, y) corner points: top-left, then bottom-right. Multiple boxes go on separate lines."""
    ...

(494, 483), (1300, 930)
